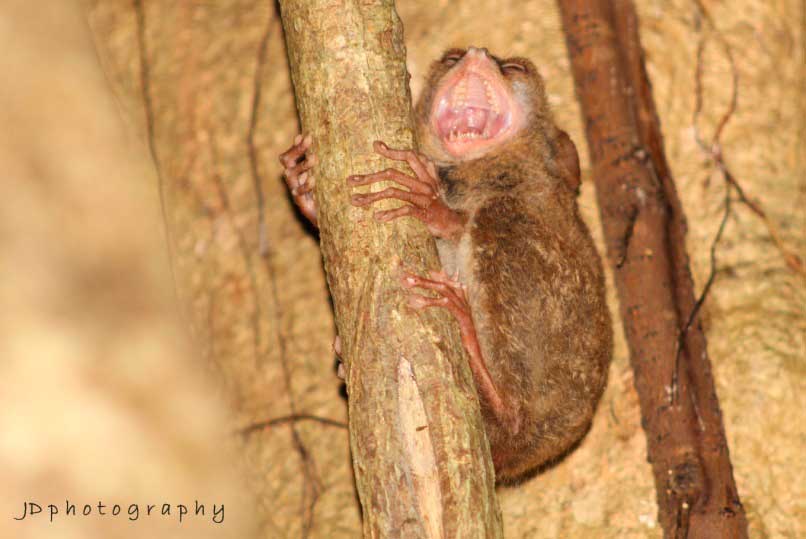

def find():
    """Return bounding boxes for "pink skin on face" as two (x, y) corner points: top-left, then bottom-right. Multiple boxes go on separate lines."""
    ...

(431, 48), (526, 160)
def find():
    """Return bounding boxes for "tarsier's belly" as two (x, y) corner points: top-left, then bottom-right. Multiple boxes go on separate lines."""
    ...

(436, 215), (611, 482)
(435, 235), (471, 283)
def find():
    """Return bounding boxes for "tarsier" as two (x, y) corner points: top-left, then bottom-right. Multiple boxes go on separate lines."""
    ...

(280, 47), (612, 482)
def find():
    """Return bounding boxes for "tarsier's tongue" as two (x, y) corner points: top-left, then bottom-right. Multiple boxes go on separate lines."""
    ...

(442, 108), (490, 135)
(459, 107), (490, 131)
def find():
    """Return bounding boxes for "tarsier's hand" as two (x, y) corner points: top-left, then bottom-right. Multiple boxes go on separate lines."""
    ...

(279, 134), (318, 226)
(348, 141), (466, 241)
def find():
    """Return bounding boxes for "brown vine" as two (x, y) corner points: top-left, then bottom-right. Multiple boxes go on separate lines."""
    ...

(557, 1), (749, 537)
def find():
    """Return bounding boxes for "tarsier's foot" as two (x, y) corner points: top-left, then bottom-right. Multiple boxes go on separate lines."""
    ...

(403, 270), (473, 336)
(403, 271), (482, 368)
(348, 141), (466, 241)
(279, 133), (318, 226)
(403, 270), (518, 434)
(332, 335), (345, 380)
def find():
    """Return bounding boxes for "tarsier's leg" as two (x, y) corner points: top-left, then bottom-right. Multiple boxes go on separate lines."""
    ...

(279, 134), (318, 226)
(333, 335), (345, 380)
(402, 272), (520, 435)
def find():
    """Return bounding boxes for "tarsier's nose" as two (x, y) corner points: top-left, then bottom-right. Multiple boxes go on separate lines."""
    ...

(466, 47), (490, 59)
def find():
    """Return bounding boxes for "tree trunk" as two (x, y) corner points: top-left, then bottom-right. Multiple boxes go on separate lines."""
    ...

(277, 1), (502, 537)
(557, 1), (748, 538)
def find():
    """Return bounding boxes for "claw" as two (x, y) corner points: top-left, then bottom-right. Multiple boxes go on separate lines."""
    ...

(280, 133), (318, 227)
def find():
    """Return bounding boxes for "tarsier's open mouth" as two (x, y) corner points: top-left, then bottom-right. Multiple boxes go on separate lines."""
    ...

(431, 57), (521, 157)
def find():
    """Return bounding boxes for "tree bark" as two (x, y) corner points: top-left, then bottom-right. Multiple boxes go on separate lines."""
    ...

(277, 1), (502, 538)
(557, 1), (748, 538)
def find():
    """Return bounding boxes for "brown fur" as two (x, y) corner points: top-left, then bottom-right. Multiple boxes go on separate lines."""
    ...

(417, 50), (612, 482)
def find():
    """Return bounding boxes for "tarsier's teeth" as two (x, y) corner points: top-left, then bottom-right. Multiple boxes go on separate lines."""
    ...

(451, 78), (468, 110)
(482, 79), (499, 114)
(447, 130), (486, 142)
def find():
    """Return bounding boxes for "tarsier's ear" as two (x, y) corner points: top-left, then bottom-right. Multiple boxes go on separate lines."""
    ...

(553, 129), (581, 196)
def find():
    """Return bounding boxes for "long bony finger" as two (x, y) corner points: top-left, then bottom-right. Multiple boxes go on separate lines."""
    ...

(373, 140), (431, 183)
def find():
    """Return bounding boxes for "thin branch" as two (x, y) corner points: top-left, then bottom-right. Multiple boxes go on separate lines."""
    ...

(133, 0), (180, 296)
(691, 2), (804, 276)
(238, 414), (348, 438)
(133, 0), (159, 173)
(672, 179), (732, 404)
(264, 252), (323, 539)
(248, 10), (321, 537)
(247, 12), (277, 257)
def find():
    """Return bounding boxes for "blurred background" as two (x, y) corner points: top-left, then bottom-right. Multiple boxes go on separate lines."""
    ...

(0, 1), (255, 538)
(0, 0), (802, 538)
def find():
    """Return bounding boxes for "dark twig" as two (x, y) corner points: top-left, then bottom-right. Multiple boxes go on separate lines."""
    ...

(133, 0), (180, 297)
(247, 12), (277, 257)
(671, 179), (731, 404)
(692, 2), (804, 276)
(133, 0), (160, 177)
(238, 414), (348, 438)
(264, 254), (323, 539)
(248, 9), (321, 537)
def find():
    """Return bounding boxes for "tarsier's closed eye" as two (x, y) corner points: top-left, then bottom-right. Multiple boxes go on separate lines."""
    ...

(501, 62), (527, 73)
(442, 52), (465, 66)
